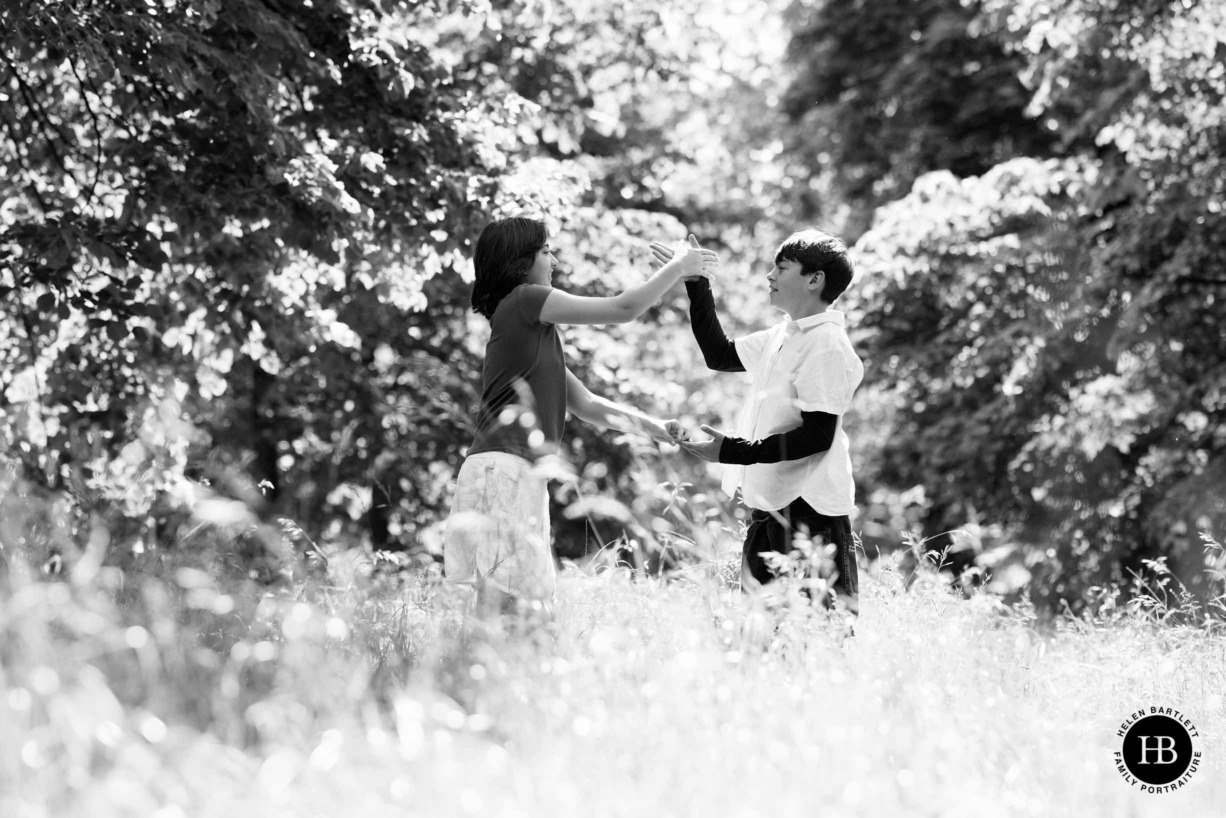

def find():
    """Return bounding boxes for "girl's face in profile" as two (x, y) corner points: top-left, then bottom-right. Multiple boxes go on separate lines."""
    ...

(526, 241), (558, 286)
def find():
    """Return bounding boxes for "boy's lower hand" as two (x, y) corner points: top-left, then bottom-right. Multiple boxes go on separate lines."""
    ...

(680, 424), (724, 462)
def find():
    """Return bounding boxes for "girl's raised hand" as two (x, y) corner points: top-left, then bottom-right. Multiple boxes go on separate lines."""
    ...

(649, 234), (719, 281)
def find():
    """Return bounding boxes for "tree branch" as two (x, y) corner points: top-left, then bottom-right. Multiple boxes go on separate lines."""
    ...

(0, 105), (51, 213)
(11, 273), (50, 443)
(1, 52), (72, 182)
(67, 55), (105, 207)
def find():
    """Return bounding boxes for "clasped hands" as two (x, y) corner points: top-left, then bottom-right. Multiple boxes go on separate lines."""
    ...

(651, 234), (719, 282)
(660, 419), (724, 462)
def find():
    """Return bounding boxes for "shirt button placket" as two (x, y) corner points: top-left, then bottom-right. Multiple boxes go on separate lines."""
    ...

(749, 329), (789, 442)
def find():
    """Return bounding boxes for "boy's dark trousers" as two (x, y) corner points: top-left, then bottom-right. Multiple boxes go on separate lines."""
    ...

(741, 496), (859, 610)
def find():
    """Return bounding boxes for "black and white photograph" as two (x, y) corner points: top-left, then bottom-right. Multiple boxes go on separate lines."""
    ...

(1, 1), (1223, 815)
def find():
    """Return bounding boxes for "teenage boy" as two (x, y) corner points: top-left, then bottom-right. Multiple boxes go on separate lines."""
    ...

(653, 231), (863, 610)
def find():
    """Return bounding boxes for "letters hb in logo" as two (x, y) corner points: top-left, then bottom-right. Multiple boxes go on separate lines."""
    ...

(1122, 716), (1193, 785)
(1137, 735), (1179, 766)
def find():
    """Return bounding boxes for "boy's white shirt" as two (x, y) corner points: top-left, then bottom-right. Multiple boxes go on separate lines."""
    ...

(721, 309), (864, 514)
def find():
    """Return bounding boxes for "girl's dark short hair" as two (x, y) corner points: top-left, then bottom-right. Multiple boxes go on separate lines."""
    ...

(471, 216), (547, 319)
(774, 229), (854, 302)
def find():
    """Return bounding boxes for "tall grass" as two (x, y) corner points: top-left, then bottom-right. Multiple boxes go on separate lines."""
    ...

(2, 488), (1224, 817)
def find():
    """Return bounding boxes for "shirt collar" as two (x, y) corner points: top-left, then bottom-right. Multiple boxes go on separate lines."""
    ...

(785, 309), (845, 332)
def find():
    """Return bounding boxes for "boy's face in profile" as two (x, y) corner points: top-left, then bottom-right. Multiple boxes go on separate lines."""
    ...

(767, 257), (821, 316)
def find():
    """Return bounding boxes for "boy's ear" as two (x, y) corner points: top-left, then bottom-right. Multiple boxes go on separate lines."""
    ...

(807, 270), (825, 291)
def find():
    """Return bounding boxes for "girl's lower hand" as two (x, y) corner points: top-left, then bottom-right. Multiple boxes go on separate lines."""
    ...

(664, 419), (692, 444)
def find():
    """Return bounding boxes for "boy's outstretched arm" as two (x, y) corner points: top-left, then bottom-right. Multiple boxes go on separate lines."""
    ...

(681, 411), (838, 464)
(648, 238), (743, 373)
(684, 277), (745, 372)
(565, 369), (675, 443)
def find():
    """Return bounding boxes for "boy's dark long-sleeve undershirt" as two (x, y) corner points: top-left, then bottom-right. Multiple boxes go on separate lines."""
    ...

(684, 278), (839, 466)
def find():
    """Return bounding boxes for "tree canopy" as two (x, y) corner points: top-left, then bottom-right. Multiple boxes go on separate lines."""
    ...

(2, 0), (1223, 610)
(1, 0), (790, 564)
(834, 0), (1226, 604)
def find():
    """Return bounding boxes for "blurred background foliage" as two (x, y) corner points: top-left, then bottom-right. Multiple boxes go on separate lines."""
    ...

(1, 0), (1224, 611)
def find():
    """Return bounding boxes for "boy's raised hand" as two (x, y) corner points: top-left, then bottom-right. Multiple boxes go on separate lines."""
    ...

(649, 234), (718, 281)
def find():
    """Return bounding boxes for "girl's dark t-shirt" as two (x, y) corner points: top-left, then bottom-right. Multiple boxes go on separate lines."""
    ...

(467, 284), (568, 459)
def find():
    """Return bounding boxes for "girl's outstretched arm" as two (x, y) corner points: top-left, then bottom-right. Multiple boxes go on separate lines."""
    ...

(565, 369), (674, 443)
(539, 237), (715, 325)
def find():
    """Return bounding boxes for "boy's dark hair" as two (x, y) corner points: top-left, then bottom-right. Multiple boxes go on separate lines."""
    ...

(471, 216), (547, 319)
(774, 229), (854, 303)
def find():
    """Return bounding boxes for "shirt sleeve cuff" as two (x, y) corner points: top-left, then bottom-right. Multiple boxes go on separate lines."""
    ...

(795, 399), (843, 414)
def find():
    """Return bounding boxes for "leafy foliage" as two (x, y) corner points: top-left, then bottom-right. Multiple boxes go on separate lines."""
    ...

(782, 0), (1056, 233)
(844, 0), (1226, 607)
(1, 0), (794, 568)
(1, 0), (514, 549)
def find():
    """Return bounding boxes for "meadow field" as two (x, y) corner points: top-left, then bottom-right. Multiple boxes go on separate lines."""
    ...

(3, 532), (1223, 818)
